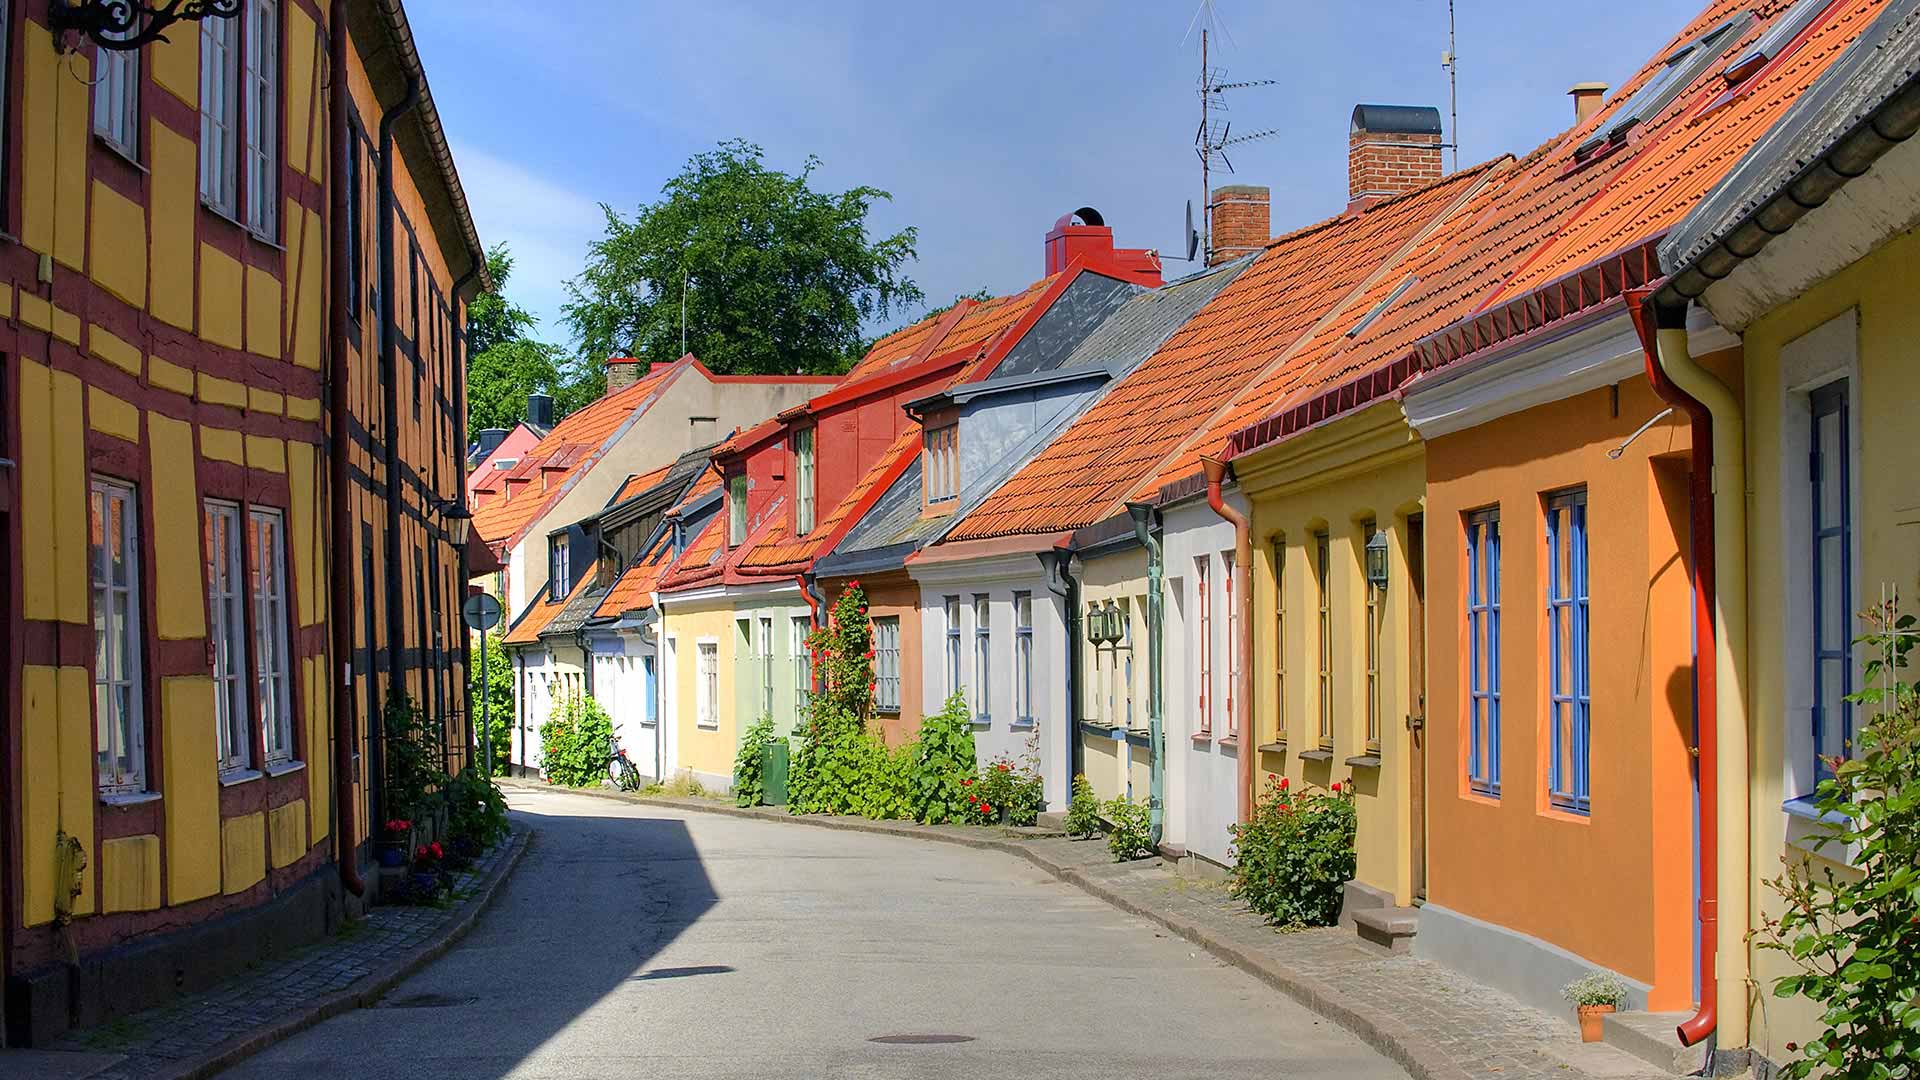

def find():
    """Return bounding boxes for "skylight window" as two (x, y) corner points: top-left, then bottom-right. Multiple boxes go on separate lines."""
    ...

(1347, 276), (1418, 340)
(1576, 15), (1748, 159)
(1722, 0), (1832, 86)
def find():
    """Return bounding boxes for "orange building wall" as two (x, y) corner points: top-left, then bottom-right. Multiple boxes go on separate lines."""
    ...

(822, 570), (924, 747)
(1423, 370), (1712, 1010)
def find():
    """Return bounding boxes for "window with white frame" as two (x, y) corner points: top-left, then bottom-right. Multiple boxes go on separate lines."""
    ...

(1315, 531), (1332, 748)
(794, 428), (816, 535)
(1224, 552), (1238, 737)
(873, 616), (901, 713)
(757, 616), (774, 718)
(944, 595), (962, 698)
(1808, 381), (1854, 780)
(972, 595), (991, 722)
(1546, 489), (1590, 814)
(790, 615), (811, 719)
(549, 537), (570, 602)
(1119, 597), (1134, 728)
(1014, 592), (1034, 724)
(199, 11), (239, 214)
(1362, 522), (1382, 752)
(250, 509), (293, 763)
(242, 0), (278, 236)
(92, 478), (146, 792)
(1271, 536), (1286, 744)
(924, 424), (958, 505)
(93, 31), (140, 158)
(1465, 508), (1501, 797)
(1195, 556), (1212, 736)
(205, 501), (249, 772)
(697, 642), (718, 728)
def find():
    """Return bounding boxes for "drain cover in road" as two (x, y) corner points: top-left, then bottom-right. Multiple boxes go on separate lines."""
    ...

(868, 1034), (975, 1045)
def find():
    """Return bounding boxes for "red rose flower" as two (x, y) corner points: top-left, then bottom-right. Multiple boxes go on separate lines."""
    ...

(962, 778), (973, 786)
(995, 763), (1010, 773)
(1330, 782), (1342, 793)
(1279, 777), (1289, 790)
(981, 803), (993, 815)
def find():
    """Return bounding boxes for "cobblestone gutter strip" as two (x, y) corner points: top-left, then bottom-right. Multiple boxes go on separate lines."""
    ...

(67, 827), (531, 1080)
(507, 780), (1657, 1080)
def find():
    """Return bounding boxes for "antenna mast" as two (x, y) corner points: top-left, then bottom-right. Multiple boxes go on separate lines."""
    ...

(1441, 0), (1458, 170)
(1192, 1), (1279, 266)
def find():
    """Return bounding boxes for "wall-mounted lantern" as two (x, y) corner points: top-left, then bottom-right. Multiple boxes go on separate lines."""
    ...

(441, 498), (473, 547)
(1086, 603), (1124, 645)
(50, 0), (241, 52)
(1365, 529), (1390, 590)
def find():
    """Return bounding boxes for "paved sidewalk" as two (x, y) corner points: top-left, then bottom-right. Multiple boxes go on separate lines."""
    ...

(47, 826), (529, 1080)
(509, 779), (1676, 1080)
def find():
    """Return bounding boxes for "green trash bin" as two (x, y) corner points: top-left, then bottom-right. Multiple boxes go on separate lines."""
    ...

(760, 740), (790, 806)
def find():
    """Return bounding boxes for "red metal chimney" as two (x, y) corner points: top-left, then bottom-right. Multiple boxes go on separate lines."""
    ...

(1044, 207), (1164, 287)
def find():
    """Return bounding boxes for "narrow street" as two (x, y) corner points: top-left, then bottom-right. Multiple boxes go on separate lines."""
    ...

(219, 789), (1408, 1080)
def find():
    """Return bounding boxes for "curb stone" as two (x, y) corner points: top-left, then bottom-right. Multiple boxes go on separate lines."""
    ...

(149, 827), (532, 1080)
(504, 780), (1473, 1080)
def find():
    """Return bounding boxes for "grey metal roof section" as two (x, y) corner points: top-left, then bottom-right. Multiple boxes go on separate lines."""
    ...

(540, 583), (611, 641)
(593, 445), (716, 533)
(1351, 104), (1444, 135)
(1660, 0), (1920, 295)
(1047, 256), (1250, 374)
(994, 273), (1140, 378)
(907, 358), (1128, 415)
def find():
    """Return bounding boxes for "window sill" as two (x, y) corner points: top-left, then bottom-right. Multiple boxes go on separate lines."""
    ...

(1216, 735), (1239, 749)
(94, 134), (146, 173)
(1190, 731), (1215, 744)
(220, 768), (264, 787)
(1346, 753), (1382, 769)
(1256, 741), (1288, 754)
(1009, 719), (1037, 732)
(696, 722), (719, 731)
(99, 791), (161, 807)
(971, 717), (992, 728)
(1298, 749), (1335, 763)
(1542, 804), (1592, 824)
(264, 760), (306, 778)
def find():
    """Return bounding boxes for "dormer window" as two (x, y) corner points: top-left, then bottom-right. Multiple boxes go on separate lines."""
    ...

(728, 474), (749, 546)
(794, 428), (816, 536)
(1575, 15), (1746, 161)
(924, 424), (959, 508)
(548, 538), (571, 602)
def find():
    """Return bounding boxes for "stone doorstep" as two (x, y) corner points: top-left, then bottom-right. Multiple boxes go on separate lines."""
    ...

(1338, 879), (1394, 930)
(1601, 1011), (1709, 1076)
(1352, 905), (1421, 954)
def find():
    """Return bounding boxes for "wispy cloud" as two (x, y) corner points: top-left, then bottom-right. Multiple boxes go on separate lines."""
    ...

(451, 142), (608, 342)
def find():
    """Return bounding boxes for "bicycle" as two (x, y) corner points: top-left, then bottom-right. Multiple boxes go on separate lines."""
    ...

(607, 737), (643, 792)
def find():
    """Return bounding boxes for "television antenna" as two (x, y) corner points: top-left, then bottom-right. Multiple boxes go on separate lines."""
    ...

(1439, 0), (1459, 171)
(1186, 0), (1280, 266)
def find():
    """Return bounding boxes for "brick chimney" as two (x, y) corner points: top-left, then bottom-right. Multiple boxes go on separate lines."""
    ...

(1044, 207), (1163, 287)
(1209, 185), (1270, 265)
(1569, 82), (1608, 125)
(1348, 104), (1445, 209)
(606, 356), (643, 394)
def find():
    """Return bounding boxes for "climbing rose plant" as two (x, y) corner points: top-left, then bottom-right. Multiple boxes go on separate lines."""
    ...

(1760, 603), (1920, 1078)
(1229, 776), (1357, 928)
(787, 584), (876, 815)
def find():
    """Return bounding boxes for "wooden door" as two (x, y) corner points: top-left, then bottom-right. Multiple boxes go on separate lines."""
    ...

(1407, 516), (1428, 902)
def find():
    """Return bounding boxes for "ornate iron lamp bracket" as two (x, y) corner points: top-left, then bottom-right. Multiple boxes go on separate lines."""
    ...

(50, 0), (242, 52)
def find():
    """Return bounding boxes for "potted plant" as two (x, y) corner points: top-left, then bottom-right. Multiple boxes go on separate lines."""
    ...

(1561, 972), (1630, 1042)
(377, 818), (412, 868)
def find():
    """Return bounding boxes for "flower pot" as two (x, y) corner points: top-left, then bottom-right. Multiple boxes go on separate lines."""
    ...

(1577, 1003), (1614, 1043)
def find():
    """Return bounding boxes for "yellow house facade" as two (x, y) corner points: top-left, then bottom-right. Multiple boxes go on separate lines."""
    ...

(1, 0), (484, 1044)
(659, 589), (741, 791)
(1233, 402), (1426, 906)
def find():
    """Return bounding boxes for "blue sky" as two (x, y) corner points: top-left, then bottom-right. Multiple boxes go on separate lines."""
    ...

(411, 1), (1703, 350)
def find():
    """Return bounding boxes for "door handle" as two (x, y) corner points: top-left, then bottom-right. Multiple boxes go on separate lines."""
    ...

(1406, 714), (1425, 732)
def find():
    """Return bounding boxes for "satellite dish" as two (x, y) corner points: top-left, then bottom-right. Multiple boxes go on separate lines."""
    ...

(1185, 200), (1199, 263)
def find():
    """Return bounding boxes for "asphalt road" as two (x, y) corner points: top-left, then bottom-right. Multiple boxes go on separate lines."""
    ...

(220, 787), (1409, 1079)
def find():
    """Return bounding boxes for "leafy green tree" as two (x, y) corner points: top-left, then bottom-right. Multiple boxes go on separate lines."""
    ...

(464, 245), (601, 439)
(562, 139), (922, 376)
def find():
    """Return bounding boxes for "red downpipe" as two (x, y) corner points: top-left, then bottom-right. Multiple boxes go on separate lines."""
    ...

(1630, 291), (1714, 1046)
(1201, 456), (1256, 824)
(327, 0), (363, 897)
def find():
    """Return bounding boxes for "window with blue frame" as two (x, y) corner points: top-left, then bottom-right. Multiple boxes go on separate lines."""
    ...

(1809, 381), (1853, 778)
(1465, 508), (1501, 797)
(1546, 489), (1590, 814)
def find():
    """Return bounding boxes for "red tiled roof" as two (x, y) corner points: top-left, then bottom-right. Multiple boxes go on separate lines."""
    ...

(1490, 0), (1880, 302)
(503, 558), (598, 646)
(838, 275), (1062, 386)
(608, 463), (675, 508)
(737, 426), (923, 573)
(472, 361), (685, 548)
(947, 167), (1491, 542)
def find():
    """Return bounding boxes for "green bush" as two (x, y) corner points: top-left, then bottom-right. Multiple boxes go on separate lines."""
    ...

(1760, 604), (1920, 1078)
(912, 694), (978, 824)
(382, 692), (445, 822)
(852, 736), (917, 821)
(788, 585), (877, 816)
(734, 716), (778, 807)
(445, 765), (510, 850)
(468, 630), (514, 776)
(1065, 775), (1101, 839)
(1104, 795), (1153, 861)
(1229, 776), (1357, 928)
(539, 693), (615, 788)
